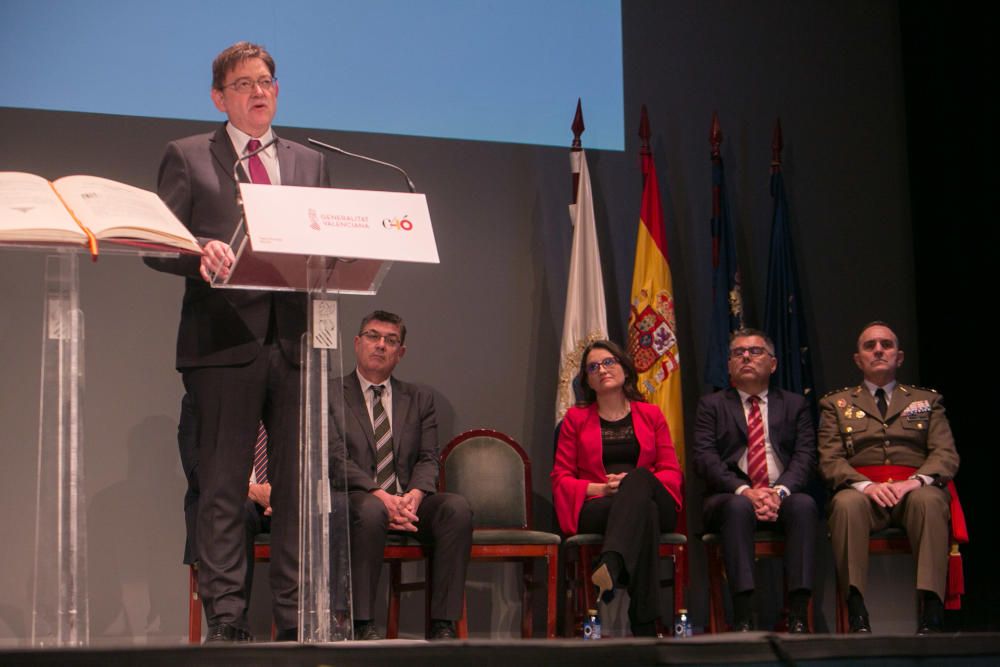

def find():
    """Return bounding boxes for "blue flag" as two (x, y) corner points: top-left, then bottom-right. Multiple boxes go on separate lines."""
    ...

(763, 153), (816, 414)
(704, 116), (744, 389)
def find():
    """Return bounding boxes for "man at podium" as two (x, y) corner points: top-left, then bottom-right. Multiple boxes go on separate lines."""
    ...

(145, 40), (329, 642)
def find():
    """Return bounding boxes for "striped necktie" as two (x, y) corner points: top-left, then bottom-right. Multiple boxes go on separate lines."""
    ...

(371, 385), (396, 491)
(253, 421), (269, 484)
(746, 395), (769, 489)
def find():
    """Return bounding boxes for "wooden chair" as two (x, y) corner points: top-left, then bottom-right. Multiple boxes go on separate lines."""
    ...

(440, 429), (562, 638)
(188, 534), (272, 643)
(702, 530), (814, 633)
(563, 532), (688, 637)
(384, 534), (432, 638)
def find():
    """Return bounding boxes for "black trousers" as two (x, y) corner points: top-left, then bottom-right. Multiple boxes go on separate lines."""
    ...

(577, 468), (678, 625)
(183, 343), (300, 631)
(702, 492), (817, 594)
(348, 490), (473, 621)
(178, 394), (271, 630)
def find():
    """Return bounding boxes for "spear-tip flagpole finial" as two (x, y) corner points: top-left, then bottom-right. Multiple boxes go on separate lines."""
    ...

(771, 117), (783, 171)
(639, 105), (651, 156)
(571, 98), (585, 150)
(710, 111), (722, 158)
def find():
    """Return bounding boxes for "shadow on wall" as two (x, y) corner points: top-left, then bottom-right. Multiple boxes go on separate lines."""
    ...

(87, 414), (185, 643)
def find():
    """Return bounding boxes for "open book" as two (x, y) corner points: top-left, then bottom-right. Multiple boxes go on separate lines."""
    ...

(0, 172), (202, 257)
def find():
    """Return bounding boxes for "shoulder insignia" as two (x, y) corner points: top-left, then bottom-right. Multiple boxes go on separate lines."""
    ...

(903, 384), (940, 395)
(821, 386), (856, 399)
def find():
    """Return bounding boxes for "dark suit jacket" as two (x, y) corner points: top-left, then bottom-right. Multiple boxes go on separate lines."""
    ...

(693, 387), (816, 495)
(332, 371), (440, 495)
(146, 124), (330, 369)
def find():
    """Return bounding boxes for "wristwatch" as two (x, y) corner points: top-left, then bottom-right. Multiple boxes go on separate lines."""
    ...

(775, 487), (789, 501)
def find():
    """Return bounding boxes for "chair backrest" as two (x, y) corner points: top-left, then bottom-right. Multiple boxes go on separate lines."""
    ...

(440, 429), (531, 529)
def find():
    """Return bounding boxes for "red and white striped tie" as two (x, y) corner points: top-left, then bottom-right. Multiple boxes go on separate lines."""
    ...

(253, 421), (269, 484)
(746, 395), (769, 488)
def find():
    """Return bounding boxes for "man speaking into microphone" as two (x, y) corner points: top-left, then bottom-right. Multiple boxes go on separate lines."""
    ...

(146, 41), (329, 642)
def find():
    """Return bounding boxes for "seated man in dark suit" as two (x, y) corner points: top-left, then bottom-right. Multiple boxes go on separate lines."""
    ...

(331, 310), (472, 640)
(693, 328), (818, 632)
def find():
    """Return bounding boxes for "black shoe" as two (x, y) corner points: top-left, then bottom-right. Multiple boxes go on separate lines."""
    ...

(205, 623), (253, 643)
(917, 610), (943, 635)
(430, 620), (457, 640)
(917, 593), (944, 635)
(354, 621), (382, 641)
(787, 614), (809, 634)
(732, 619), (753, 632)
(274, 627), (298, 642)
(591, 562), (615, 604)
(848, 614), (871, 633)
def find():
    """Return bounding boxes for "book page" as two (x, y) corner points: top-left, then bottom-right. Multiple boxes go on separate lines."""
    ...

(0, 171), (85, 243)
(54, 175), (201, 253)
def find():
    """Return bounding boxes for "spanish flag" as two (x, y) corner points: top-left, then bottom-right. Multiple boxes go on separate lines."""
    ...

(627, 107), (685, 466)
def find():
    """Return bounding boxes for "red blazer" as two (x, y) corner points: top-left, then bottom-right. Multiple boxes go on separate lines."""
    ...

(551, 401), (683, 535)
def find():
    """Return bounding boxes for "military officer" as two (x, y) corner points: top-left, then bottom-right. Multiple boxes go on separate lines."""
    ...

(818, 322), (960, 634)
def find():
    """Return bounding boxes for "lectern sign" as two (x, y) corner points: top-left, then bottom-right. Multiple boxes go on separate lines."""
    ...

(239, 183), (439, 263)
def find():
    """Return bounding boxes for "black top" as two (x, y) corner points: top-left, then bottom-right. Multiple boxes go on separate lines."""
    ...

(600, 413), (640, 474)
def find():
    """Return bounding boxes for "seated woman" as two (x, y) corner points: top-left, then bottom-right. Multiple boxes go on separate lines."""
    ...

(551, 340), (683, 636)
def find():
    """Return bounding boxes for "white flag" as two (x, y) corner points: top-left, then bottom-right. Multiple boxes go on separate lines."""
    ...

(555, 149), (608, 422)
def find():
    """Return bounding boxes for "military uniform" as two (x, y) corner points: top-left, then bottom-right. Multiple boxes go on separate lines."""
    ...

(818, 384), (959, 599)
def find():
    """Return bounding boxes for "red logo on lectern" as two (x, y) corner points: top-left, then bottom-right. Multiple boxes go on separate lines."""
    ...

(382, 216), (413, 231)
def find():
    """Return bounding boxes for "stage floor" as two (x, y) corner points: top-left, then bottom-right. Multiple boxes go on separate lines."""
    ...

(3, 633), (1000, 667)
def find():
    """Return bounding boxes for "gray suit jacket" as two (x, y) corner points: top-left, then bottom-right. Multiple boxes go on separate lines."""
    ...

(146, 124), (330, 369)
(332, 371), (440, 495)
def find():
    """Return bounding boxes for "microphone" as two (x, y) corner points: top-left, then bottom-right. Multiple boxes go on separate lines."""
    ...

(232, 135), (280, 184)
(307, 138), (416, 193)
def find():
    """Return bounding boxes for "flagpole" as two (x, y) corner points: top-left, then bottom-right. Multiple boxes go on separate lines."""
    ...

(556, 99), (608, 422)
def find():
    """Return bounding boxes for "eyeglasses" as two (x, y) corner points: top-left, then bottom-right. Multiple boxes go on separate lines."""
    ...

(585, 357), (620, 374)
(221, 76), (277, 93)
(360, 330), (402, 348)
(729, 346), (772, 359)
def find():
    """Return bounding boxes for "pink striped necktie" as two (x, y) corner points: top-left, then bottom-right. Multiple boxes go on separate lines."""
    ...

(253, 421), (269, 484)
(245, 139), (272, 184)
(746, 395), (769, 489)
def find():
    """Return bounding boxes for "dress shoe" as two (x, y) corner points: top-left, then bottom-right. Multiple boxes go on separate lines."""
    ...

(591, 562), (615, 604)
(732, 619), (753, 632)
(354, 621), (382, 640)
(917, 594), (944, 635)
(274, 627), (298, 642)
(787, 614), (809, 634)
(430, 620), (457, 640)
(205, 623), (253, 643)
(916, 613), (943, 635)
(848, 614), (871, 633)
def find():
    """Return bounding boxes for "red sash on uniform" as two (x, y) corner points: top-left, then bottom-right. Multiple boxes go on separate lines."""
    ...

(857, 465), (968, 609)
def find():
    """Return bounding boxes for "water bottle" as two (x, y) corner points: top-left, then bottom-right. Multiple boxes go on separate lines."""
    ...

(583, 608), (602, 640)
(673, 608), (692, 637)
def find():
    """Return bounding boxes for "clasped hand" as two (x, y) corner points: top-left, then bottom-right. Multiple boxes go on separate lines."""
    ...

(863, 478), (920, 508)
(741, 487), (781, 522)
(248, 482), (272, 516)
(602, 472), (627, 496)
(375, 488), (424, 532)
